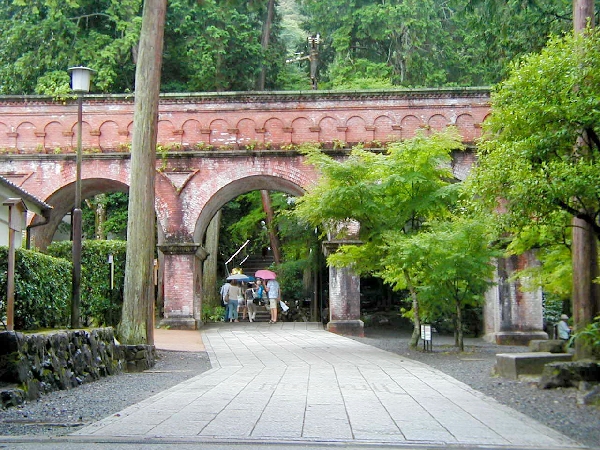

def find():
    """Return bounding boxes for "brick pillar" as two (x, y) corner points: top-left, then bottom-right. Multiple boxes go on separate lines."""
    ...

(483, 252), (548, 345)
(322, 240), (364, 337)
(157, 243), (207, 330)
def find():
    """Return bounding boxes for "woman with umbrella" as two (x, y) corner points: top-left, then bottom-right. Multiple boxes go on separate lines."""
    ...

(256, 270), (280, 324)
(226, 273), (247, 322)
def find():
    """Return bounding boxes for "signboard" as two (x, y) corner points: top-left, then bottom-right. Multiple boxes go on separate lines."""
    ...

(420, 324), (433, 352)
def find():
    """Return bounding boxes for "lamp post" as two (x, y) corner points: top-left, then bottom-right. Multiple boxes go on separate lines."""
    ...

(68, 66), (94, 329)
(307, 34), (320, 90)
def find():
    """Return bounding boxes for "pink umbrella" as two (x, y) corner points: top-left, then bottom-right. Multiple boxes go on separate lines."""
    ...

(255, 269), (277, 280)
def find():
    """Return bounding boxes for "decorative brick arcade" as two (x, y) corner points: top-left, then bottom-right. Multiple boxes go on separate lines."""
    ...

(0, 88), (545, 342)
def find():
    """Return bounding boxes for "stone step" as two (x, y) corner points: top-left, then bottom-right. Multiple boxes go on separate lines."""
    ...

(494, 352), (573, 380)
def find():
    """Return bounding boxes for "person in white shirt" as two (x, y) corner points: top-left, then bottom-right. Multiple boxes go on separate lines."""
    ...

(219, 281), (231, 321)
(266, 279), (280, 324)
(557, 314), (571, 341)
(227, 281), (242, 322)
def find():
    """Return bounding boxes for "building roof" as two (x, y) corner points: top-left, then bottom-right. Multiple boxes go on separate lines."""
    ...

(0, 176), (52, 215)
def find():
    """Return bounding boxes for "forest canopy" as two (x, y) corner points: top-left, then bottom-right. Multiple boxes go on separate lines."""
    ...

(0, 0), (591, 95)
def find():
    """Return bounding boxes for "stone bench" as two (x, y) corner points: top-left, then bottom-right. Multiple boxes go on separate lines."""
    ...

(495, 352), (573, 380)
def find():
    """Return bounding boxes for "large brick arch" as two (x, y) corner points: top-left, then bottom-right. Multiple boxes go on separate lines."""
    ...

(194, 175), (306, 244)
(30, 177), (130, 250)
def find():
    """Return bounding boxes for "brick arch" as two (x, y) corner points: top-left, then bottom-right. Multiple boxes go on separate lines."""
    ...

(0, 122), (10, 149)
(16, 121), (38, 153)
(373, 115), (395, 142)
(209, 119), (235, 147)
(30, 177), (130, 250)
(69, 120), (93, 152)
(346, 116), (367, 145)
(428, 114), (449, 134)
(181, 119), (202, 147)
(400, 115), (422, 139)
(44, 121), (65, 152)
(264, 117), (286, 146)
(99, 120), (120, 152)
(236, 118), (258, 146)
(318, 116), (338, 144)
(158, 119), (179, 146)
(291, 117), (316, 144)
(194, 175), (306, 244)
(454, 113), (478, 143)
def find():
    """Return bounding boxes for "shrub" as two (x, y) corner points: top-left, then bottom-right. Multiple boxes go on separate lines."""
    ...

(0, 247), (71, 330)
(573, 315), (600, 359)
(47, 240), (127, 327)
(202, 305), (225, 322)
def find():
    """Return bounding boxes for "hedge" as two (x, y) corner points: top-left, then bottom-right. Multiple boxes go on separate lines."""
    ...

(47, 240), (127, 327)
(0, 247), (71, 330)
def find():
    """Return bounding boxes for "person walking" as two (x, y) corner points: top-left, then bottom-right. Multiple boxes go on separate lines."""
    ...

(266, 278), (280, 324)
(227, 280), (242, 322)
(220, 280), (231, 322)
(245, 282), (257, 322)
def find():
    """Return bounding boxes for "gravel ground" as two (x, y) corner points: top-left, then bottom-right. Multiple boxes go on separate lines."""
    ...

(352, 327), (600, 449)
(0, 328), (598, 449)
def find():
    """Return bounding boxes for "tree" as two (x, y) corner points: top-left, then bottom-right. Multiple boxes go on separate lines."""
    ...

(381, 217), (500, 350)
(118, 0), (166, 345)
(468, 29), (600, 357)
(0, 0), (142, 95)
(295, 130), (463, 346)
(571, 0), (597, 358)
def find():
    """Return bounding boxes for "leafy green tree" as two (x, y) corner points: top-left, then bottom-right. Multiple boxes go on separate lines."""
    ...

(381, 217), (500, 350)
(0, 0), (142, 95)
(0, 0), (288, 95)
(298, 0), (454, 87)
(458, 0), (574, 84)
(294, 130), (463, 346)
(468, 29), (600, 355)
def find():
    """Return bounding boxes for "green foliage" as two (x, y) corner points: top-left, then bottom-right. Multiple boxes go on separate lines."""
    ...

(295, 131), (468, 344)
(468, 30), (600, 298)
(296, 130), (463, 277)
(202, 304), (225, 322)
(0, 0), (288, 94)
(381, 217), (499, 332)
(274, 259), (308, 304)
(82, 192), (129, 240)
(573, 315), (600, 358)
(0, 0), (142, 95)
(47, 240), (126, 327)
(543, 293), (566, 329)
(298, 0), (576, 88)
(0, 247), (70, 330)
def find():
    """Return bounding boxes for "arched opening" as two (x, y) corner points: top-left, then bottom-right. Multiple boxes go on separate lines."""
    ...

(189, 175), (327, 324)
(29, 178), (130, 250)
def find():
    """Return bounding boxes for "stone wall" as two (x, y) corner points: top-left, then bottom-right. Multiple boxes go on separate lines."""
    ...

(0, 328), (155, 408)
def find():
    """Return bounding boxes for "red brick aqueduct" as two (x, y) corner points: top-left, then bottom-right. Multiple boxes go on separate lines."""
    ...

(0, 88), (547, 342)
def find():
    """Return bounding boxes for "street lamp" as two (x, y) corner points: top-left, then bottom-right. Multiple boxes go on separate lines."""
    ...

(68, 66), (94, 329)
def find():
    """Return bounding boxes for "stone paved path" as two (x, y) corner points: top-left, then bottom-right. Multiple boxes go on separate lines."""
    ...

(73, 323), (582, 448)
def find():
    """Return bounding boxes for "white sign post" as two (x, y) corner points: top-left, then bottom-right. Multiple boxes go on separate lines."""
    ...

(420, 324), (433, 352)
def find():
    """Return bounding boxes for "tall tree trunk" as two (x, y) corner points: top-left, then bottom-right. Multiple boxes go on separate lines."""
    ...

(119, 0), (166, 345)
(203, 211), (222, 308)
(256, 0), (276, 90)
(405, 269), (421, 348)
(572, 0), (598, 359)
(261, 190), (282, 265)
(95, 194), (107, 239)
(456, 300), (464, 352)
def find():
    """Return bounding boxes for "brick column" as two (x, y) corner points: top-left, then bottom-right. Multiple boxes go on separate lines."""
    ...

(157, 243), (208, 330)
(322, 240), (364, 337)
(483, 252), (548, 345)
